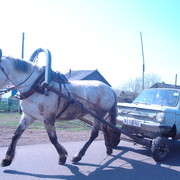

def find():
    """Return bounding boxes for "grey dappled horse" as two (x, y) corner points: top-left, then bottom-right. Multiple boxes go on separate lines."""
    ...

(0, 50), (119, 166)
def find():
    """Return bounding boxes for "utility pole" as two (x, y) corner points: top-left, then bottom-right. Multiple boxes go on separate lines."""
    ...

(140, 32), (145, 91)
(21, 32), (25, 59)
(175, 74), (177, 86)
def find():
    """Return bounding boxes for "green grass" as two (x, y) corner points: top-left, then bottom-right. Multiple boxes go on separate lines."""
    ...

(0, 112), (20, 126)
(0, 112), (91, 131)
(55, 120), (91, 131)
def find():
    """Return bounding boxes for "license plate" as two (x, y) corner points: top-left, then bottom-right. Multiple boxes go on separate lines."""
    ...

(123, 118), (141, 127)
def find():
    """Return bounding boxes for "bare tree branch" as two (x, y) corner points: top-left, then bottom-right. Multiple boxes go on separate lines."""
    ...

(119, 73), (162, 93)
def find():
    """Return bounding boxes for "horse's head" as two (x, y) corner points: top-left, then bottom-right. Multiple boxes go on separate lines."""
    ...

(0, 49), (9, 89)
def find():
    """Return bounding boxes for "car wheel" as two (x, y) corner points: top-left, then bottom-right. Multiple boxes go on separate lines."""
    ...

(151, 136), (169, 162)
(112, 131), (121, 148)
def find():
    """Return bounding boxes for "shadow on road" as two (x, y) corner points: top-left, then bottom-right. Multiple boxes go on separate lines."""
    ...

(3, 141), (180, 180)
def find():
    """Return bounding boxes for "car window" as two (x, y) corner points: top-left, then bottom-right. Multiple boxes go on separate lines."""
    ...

(133, 89), (180, 107)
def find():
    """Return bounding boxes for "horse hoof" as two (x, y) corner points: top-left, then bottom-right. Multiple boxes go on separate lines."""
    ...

(59, 155), (67, 165)
(72, 155), (82, 163)
(1, 159), (12, 167)
(107, 148), (113, 155)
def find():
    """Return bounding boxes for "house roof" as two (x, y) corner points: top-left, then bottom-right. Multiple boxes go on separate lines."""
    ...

(65, 70), (95, 80)
(151, 82), (180, 89)
(65, 69), (111, 86)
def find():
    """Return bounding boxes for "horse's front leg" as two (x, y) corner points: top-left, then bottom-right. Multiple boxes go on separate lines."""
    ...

(72, 120), (100, 163)
(1, 113), (35, 167)
(44, 119), (68, 165)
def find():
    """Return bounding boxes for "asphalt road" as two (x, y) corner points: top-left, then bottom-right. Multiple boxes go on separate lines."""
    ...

(0, 140), (180, 180)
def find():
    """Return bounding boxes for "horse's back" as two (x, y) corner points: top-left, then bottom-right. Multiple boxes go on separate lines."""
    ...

(68, 80), (117, 110)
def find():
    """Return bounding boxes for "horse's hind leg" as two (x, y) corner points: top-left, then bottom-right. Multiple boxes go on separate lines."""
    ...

(103, 124), (113, 155)
(44, 119), (68, 165)
(72, 120), (100, 163)
(1, 113), (35, 167)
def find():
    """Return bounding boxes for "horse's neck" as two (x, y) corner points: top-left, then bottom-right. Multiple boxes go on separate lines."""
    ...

(9, 68), (41, 93)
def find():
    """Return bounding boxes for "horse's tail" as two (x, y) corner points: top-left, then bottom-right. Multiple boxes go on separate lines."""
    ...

(109, 91), (121, 148)
(109, 91), (117, 125)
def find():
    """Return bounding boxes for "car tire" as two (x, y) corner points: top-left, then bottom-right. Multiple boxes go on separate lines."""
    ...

(151, 136), (169, 162)
(112, 131), (121, 148)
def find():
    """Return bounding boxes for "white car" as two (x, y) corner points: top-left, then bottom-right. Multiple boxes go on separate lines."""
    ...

(117, 88), (180, 161)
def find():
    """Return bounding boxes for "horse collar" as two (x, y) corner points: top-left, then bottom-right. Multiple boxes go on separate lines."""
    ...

(17, 70), (46, 99)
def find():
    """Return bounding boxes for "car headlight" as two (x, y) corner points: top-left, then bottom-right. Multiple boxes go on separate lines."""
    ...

(156, 112), (165, 123)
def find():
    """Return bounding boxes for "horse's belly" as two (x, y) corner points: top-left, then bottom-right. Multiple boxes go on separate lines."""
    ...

(56, 103), (86, 120)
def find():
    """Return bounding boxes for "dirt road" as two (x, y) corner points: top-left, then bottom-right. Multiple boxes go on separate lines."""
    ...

(0, 126), (104, 147)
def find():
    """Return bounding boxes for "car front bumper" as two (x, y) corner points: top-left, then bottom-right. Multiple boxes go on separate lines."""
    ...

(117, 116), (172, 139)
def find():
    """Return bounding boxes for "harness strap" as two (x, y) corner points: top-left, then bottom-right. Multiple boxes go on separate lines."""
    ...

(55, 99), (75, 119)
(47, 85), (80, 117)
(46, 84), (75, 119)
(47, 85), (109, 120)
(17, 70), (45, 99)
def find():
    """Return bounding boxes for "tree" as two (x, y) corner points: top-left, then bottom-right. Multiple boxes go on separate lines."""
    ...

(119, 73), (162, 94)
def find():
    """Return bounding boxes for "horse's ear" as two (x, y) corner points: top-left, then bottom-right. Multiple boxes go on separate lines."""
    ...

(0, 49), (2, 59)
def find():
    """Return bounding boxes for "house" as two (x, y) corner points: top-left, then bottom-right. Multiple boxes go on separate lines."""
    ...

(65, 69), (111, 86)
(0, 89), (17, 100)
(150, 82), (180, 89)
(0, 83), (17, 100)
(118, 90), (138, 103)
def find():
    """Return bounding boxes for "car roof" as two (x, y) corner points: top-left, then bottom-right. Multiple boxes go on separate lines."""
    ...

(149, 88), (180, 91)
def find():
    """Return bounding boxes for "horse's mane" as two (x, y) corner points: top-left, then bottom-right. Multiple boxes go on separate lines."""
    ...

(7, 57), (33, 73)
(5, 56), (69, 83)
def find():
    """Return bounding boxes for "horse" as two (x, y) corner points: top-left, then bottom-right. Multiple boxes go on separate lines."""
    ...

(0, 49), (120, 166)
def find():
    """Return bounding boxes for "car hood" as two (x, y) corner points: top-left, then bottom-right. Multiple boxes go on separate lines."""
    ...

(117, 102), (164, 112)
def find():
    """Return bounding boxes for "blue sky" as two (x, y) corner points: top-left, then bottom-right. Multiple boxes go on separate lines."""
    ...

(0, 0), (180, 88)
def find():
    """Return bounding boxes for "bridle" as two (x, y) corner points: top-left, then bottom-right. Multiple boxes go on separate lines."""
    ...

(0, 59), (9, 80)
(0, 57), (12, 95)
(0, 49), (11, 94)
(0, 55), (39, 96)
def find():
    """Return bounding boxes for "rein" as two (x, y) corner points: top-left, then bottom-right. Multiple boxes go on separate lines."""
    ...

(0, 57), (38, 96)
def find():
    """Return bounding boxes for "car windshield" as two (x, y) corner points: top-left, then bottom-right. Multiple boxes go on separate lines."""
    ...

(133, 89), (180, 107)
